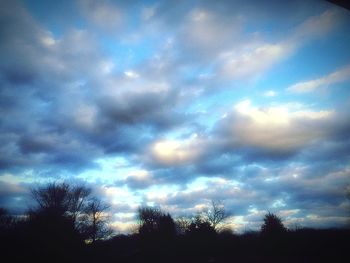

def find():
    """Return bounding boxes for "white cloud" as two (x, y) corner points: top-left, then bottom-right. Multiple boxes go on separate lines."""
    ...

(263, 90), (277, 97)
(287, 65), (350, 93)
(219, 100), (335, 152)
(219, 43), (291, 79)
(99, 61), (115, 75)
(217, 9), (341, 81)
(180, 8), (243, 59)
(124, 70), (139, 79)
(150, 136), (201, 166)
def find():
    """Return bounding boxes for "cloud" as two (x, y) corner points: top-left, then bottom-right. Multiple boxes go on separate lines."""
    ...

(148, 135), (203, 167)
(263, 90), (277, 97)
(78, 0), (123, 31)
(214, 100), (336, 157)
(179, 8), (243, 61)
(287, 65), (350, 93)
(0, 177), (30, 213)
(219, 43), (291, 80)
(218, 8), (343, 81)
(0, 0), (189, 175)
(291, 8), (341, 43)
(119, 170), (155, 189)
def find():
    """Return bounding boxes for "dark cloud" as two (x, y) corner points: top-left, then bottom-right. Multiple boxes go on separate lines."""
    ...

(0, 0), (189, 176)
(2, 68), (36, 85)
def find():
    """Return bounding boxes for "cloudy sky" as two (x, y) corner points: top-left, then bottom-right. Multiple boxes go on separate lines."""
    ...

(1, 0), (350, 232)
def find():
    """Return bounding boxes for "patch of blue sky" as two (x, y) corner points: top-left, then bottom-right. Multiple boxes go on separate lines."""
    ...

(77, 156), (136, 184)
(22, 0), (85, 37)
(253, 40), (350, 107)
(101, 37), (157, 71)
(326, 81), (350, 106)
(0, 169), (68, 185)
(179, 64), (216, 83)
(294, 34), (348, 82)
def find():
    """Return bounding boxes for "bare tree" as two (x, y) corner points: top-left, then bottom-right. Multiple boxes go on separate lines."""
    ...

(175, 216), (192, 235)
(31, 183), (71, 217)
(82, 197), (111, 243)
(69, 186), (91, 224)
(30, 182), (112, 242)
(0, 208), (15, 230)
(31, 183), (91, 222)
(205, 200), (228, 230)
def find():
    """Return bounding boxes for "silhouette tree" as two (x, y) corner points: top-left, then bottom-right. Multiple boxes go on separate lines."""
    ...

(138, 206), (162, 235)
(80, 197), (112, 243)
(158, 213), (176, 238)
(31, 183), (71, 217)
(137, 206), (176, 238)
(260, 212), (287, 236)
(186, 214), (216, 237)
(30, 183), (91, 222)
(29, 182), (113, 243)
(69, 186), (91, 224)
(0, 207), (14, 230)
(28, 183), (93, 245)
(175, 216), (192, 235)
(205, 200), (228, 230)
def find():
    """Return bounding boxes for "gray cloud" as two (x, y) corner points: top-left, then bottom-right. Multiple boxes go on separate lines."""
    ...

(0, 180), (30, 214)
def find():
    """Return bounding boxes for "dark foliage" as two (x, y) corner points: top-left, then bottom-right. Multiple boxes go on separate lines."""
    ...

(138, 206), (176, 240)
(186, 214), (217, 238)
(0, 207), (15, 230)
(1, 183), (349, 263)
(261, 212), (287, 236)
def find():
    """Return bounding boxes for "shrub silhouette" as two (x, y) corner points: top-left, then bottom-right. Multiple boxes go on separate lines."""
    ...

(137, 206), (176, 239)
(186, 214), (216, 238)
(158, 213), (176, 238)
(261, 212), (287, 236)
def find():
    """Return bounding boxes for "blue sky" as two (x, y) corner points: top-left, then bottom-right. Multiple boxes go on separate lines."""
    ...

(1, 0), (350, 233)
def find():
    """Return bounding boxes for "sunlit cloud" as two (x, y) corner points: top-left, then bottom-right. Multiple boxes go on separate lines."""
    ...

(150, 135), (203, 166)
(216, 99), (335, 153)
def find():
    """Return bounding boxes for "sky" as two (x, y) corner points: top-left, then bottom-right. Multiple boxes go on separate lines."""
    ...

(0, 0), (350, 233)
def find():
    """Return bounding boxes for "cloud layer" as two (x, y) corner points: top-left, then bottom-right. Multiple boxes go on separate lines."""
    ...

(0, 0), (350, 232)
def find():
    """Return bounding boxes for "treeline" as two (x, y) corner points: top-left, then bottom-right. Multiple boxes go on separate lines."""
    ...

(0, 182), (349, 263)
